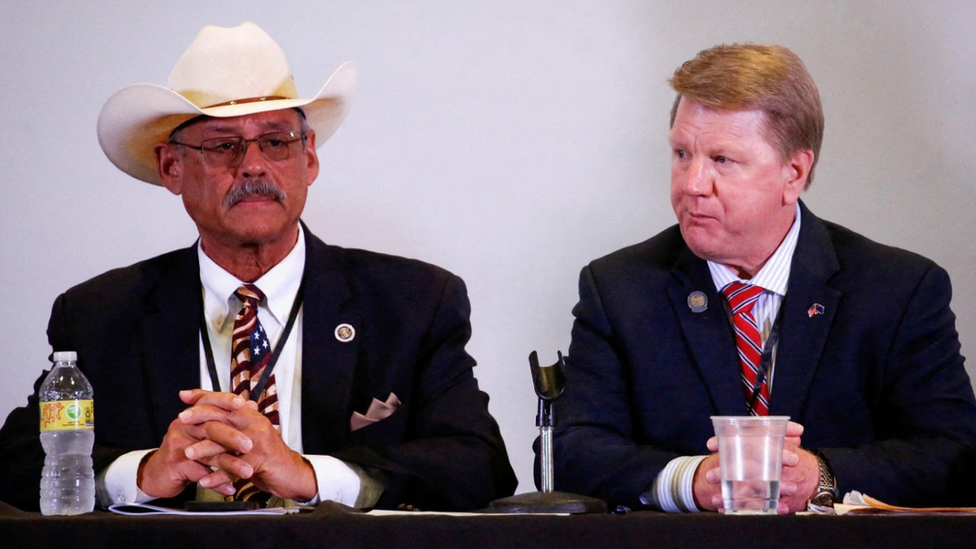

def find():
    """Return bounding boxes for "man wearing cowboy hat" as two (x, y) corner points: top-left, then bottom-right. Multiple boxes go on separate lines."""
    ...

(0, 22), (516, 511)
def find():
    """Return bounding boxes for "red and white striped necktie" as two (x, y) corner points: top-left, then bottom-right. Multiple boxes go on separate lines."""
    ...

(722, 282), (769, 416)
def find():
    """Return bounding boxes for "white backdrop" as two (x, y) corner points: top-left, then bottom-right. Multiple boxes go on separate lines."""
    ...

(3, 1), (976, 495)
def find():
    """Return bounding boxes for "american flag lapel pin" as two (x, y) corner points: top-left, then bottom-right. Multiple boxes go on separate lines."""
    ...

(807, 303), (825, 318)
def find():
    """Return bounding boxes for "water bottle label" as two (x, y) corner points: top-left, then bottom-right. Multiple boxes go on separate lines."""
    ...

(40, 399), (94, 431)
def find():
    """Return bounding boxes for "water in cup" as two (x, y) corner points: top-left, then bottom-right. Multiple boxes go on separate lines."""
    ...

(711, 416), (789, 515)
(720, 480), (780, 514)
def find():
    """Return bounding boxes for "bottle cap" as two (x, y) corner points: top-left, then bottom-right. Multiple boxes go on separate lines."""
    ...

(52, 351), (78, 362)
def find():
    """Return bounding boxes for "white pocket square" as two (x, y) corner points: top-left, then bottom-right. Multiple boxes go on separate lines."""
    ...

(350, 393), (401, 431)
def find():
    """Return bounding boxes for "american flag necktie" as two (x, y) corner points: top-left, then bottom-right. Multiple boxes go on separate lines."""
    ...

(722, 282), (769, 416)
(229, 284), (279, 501)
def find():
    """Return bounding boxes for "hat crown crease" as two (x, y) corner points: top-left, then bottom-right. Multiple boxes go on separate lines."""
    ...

(167, 22), (299, 108)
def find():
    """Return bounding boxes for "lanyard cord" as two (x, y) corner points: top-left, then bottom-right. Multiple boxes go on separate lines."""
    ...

(746, 304), (784, 412)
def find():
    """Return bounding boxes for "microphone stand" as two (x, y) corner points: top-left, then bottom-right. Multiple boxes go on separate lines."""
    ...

(487, 351), (607, 514)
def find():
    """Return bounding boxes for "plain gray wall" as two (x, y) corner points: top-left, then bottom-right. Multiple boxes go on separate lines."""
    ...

(3, 1), (976, 496)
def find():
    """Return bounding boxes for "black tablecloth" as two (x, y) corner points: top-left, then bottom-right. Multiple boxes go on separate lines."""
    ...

(3, 501), (976, 549)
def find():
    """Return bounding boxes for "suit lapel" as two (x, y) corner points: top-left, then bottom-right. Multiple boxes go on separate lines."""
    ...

(767, 203), (841, 419)
(668, 247), (744, 415)
(138, 245), (203, 443)
(299, 227), (362, 454)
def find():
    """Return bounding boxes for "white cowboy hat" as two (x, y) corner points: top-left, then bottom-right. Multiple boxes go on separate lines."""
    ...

(97, 21), (357, 185)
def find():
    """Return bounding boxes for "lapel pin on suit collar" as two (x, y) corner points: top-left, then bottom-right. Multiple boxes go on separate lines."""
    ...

(335, 323), (356, 342)
(807, 303), (825, 317)
(688, 291), (708, 313)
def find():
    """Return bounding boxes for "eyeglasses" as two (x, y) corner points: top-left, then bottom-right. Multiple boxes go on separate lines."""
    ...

(169, 131), (307, 168)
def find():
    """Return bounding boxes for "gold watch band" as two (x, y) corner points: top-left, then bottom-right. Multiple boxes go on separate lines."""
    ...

(808, 450), (838, 508)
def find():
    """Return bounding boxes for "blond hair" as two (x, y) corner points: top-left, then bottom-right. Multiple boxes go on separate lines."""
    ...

(669, 44), (824, 188)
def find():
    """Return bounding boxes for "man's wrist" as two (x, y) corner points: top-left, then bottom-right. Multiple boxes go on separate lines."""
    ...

(135, 449), (157, 492)
(292, 457), (319, 503)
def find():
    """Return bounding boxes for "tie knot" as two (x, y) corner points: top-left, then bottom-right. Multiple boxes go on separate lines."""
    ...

(234, 284), (266, 309)
(722, 282), (763, 315)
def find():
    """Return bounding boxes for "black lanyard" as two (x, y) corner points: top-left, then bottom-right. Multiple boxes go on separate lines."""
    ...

(746, 304), (784, 413)
(199, 280), (305, 401)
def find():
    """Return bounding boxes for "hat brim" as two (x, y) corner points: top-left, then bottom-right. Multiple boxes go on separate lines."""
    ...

(97, 61), (357, 185)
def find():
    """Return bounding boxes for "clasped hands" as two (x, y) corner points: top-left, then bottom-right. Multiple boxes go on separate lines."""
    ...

(137, 389), (317, 502)
(692, 421), (820, 514)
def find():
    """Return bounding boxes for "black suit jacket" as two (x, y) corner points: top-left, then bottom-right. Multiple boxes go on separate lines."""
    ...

(553, 202), (976, 509)
(0, 226), (517, 511)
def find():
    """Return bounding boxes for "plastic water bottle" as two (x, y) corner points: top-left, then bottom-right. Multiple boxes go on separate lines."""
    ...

(39, 351), (95, 515)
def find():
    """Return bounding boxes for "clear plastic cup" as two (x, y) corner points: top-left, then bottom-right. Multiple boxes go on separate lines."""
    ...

(710, 416), (790, 515)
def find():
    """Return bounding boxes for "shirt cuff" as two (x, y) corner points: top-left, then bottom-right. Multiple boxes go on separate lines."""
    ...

(640, 455), (708, 513)
(96, 449), (156, 507)
(302, 455), (363, 507)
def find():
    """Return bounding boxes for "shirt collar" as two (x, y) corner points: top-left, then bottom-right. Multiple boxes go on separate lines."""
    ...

(708, 202), (802, 296)
(199, 226), (307, 331)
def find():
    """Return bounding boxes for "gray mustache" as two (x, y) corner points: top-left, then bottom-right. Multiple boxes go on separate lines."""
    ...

(223, 179), (287, 207)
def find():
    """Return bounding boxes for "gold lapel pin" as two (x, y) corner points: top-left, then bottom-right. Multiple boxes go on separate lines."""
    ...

(335, 323), (356, 342)
(688, 291), (708, 313)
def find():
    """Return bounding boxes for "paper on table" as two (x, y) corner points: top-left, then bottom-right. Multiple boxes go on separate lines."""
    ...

(836, 491), (976, 515)
(108, 502), (300, 516)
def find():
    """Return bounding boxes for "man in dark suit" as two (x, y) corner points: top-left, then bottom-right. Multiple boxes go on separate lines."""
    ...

(552, 43), (976, 513)
(0, 22), (516, 512)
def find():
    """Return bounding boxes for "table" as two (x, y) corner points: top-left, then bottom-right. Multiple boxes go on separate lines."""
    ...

(3, 501), (976, 549)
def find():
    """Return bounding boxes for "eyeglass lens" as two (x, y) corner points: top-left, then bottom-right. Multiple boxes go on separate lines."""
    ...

(199, 131), (305, 166)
